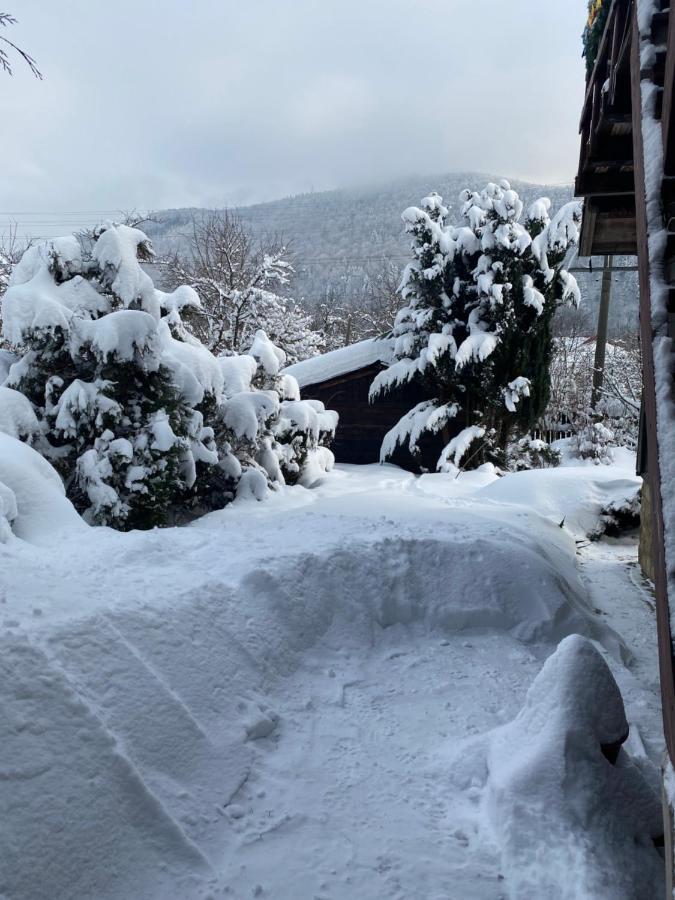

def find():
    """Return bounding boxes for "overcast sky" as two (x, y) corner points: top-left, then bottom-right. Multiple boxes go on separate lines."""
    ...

(1, 0), (588, 231)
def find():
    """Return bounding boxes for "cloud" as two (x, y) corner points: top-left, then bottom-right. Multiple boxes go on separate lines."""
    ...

(0, 0), (589, 224)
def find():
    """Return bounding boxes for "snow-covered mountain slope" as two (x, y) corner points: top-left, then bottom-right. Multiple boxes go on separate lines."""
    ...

(0, 459), (663, 899)
(146, 172), (639, 335)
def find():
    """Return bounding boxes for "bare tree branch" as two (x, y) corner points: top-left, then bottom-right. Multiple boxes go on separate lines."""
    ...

(0, 13), (42, 79)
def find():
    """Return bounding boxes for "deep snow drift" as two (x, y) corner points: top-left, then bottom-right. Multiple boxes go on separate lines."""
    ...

(0, 455), (664, 899)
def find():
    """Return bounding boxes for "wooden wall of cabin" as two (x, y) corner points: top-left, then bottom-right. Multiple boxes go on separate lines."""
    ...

(301, 364), (450, 473)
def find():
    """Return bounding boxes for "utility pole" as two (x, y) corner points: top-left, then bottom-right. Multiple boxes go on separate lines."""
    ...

(591, 255), (613, 410)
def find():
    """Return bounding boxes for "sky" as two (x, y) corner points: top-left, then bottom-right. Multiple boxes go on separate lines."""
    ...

(0, 0), (589, 234)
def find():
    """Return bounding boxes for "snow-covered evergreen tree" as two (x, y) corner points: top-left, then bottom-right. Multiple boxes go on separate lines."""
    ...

(0, 226), (338, 529)
(370, 181), (582, 470)
(0, 228), (219, 528)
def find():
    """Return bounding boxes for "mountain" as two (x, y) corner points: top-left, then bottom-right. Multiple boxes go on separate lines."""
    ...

(145, 172), (639, 336)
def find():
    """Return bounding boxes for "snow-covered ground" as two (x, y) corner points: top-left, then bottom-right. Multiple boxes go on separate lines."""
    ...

(0, 454), (665, 900)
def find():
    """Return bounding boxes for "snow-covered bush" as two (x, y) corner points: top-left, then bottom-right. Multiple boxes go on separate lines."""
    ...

(573, 416), (616, 464)
(245, 329), (337, 489)
(503, 436), (561, 472)
(590, 487), (641, 540)
(1, 228), (337, 529)
(370, 181), (582, 471)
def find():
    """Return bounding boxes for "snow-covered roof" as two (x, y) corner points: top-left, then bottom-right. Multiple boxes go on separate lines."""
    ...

(283, 338), (394, 388)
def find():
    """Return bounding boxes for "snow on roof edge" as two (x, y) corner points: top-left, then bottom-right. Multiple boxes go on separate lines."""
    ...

(283, 338), (394, 388)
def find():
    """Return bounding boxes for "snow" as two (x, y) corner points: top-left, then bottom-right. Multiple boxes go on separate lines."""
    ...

(284, 337), (394, 388)
(447, 634), (662, 898)
(0, 385), (40, 441)
(70, 309), (161, 369)
(635, 0), (675, 645)
(93, 224), (157, 314)
(53, 379), (120, 438)
(159, 321), (225, 405)
(502, 376), (530, 413)
(0, 453), (662, 899)
(438, 424), (485, 470)
(0, 432), (84, 543)
(379, 399), (458, 460)
(218, 354), (259, 396)
(480, 450), (641, 538)
(0, 348), (16, 384)
(222, 390), (280, 441)
(249, 329), (286, 377)
(2, 252), (107, 345)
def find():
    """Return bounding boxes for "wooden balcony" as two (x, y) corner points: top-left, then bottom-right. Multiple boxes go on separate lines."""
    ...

(576, 0), (637, 256)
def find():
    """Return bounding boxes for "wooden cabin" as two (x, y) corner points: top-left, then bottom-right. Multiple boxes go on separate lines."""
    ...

(283, 338), (439, 472)
(575, 0), (675, 860)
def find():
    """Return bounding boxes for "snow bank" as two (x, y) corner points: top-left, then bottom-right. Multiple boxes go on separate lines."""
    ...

(0, 462), (651, 898)
(448, 635), (663, 899)
(478, 462), (641, 538)
(0, 385), (40, 441)
(0, 433), (84, 543)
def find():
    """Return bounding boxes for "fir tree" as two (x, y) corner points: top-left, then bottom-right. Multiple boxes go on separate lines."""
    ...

(0, 226), (338, 528)
(370, 181), (582, 470)
(1, 228), (216, 528)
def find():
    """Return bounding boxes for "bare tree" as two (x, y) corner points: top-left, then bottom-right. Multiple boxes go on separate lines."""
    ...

(161, 210), (322, 361)
(0, 224), (32, 350)
(543, 319), (642, 450)
(0, 224), (25, 291)
(363, 260), (402, 333)
(311, 259), (403, 351)
(0, 13), (41, 78)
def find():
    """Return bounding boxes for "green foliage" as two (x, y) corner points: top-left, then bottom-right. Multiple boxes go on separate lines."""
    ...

(371, 182), (581, 470)
(583, 1), (610, 77)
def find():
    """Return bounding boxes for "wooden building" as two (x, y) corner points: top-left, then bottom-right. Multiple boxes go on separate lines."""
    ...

(283, 338), (439, 472)
(575, 0), (675, 862)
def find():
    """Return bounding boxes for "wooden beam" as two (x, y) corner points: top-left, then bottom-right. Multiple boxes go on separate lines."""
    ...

(578, 201), (598, 257)
(630, 3), (675, 766)
(662, 6), (675, 173)
(591, 256), (614, 409)
(581, 0), (623, 123)
(611, 7), (634, 104)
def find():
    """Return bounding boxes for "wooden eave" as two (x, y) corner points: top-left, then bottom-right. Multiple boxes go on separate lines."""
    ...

(576, 0), (638, 256)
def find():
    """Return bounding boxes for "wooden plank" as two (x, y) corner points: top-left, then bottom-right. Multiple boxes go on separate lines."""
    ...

(662, 5), (675, 173)
(578, 201), (598, 257)
(630, 4), (675, 766)
(581, 0), (622, 123)
(612, 13), (635, 104)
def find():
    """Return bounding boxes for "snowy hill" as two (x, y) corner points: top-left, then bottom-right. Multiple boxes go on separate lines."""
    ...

(146, 172), (639, 335)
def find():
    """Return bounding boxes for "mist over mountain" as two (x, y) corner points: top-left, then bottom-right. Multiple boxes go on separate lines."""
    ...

(146, 172), (638, 337)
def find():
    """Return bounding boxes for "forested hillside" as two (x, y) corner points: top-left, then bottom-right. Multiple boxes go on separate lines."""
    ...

(146, 172), (639, 336)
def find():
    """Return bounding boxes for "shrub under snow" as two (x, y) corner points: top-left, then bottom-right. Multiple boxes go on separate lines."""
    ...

(0, 226), (337, 530)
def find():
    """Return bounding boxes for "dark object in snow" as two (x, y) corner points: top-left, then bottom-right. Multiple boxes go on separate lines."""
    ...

(590, 488), (641, 540)
(284, 339), (442, 471)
